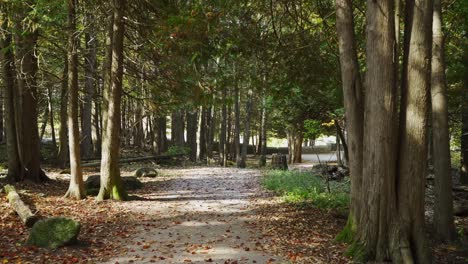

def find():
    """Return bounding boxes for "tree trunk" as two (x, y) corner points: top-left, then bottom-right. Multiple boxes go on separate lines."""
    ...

(220, 87), (227, 166)
(81, 12), (97, 159)
(205, 106), (213, 162)
(0, 15), (23, 182)
(234, 86), (241, 166)
(4, 185), (39, 227)
(39, 103), (49, 141)
(47, 86), (57, 155)
(259, 92), (267, 167)
(14, 3), (46, 182)
(335, 0), (364, 242)
(239, 90), (253, 168)
(431, 0), (456, 241)
(358, 0), (398, 260)
(186, 110), (198, 162)
(97, 0), (127, 201)
(395, 0), (433, 261)
(171, 110), (184, 147)
(64, 0), (85, 200)
(334, 120), (349, 165)
(461, 33), (468, 185)
(198, 106), (206, 161)
(58, 57), (69, 168)
(93, 78), (102, 155)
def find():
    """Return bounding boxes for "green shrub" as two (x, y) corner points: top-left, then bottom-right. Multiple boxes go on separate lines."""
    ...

(165, 146), (191, 156)
(262, 170), (349, 209)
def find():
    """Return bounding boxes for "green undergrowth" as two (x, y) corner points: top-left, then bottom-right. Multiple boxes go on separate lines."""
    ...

(262, 170), (349, 210)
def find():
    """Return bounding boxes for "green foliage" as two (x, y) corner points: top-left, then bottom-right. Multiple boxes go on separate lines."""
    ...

(262, 170), (349, 209)
(303, 119), (325, 140)
(27, 217), (81, 248)
(165, 146), (191, 156)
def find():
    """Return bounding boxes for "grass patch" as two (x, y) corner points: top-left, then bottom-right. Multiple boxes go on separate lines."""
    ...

(262, 170), (349, 210)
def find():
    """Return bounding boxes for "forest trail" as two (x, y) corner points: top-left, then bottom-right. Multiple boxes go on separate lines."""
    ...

(104, 167), (283, 264)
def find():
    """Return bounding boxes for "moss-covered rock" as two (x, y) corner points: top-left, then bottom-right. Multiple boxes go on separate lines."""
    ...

(27, 217), (80, 248)
(133, 167), (158, 178)
(85, 175), (143, 191)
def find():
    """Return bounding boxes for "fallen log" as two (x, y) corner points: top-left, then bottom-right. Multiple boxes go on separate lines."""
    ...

(4, 185), (39, 227)
(81, 154), (185, 168)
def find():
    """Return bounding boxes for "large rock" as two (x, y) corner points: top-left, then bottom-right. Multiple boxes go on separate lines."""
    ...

(133, 167), (158, 178)
(27, 217), (80, 248)
(85, 175), (143, 191)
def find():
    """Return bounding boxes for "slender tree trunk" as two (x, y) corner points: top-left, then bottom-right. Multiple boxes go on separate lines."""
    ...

(220, 87), (227, 166)
(171, 110), (184, 147)
(0, 15), (23, 182)
(93, 78), (101, 155)
(81, 12), (97, 159)
(205, 106), (213, 162)
(64, 0), (85, 199)
(97, 0), (127, 201)
(198, 106), (206, 161)
(334, 120), (349, 164)
(187, 110), (198, 162)
(431, 0), (456, 241)
(234, 87), (241, 166)
(57, 56), (69, 168)
(335, 0), (364, 242)
(460, 33), (468, 185)
(259, 91), (267, 167)
(47, 86), (57, 155)
(39, 105), (49, 141)
(239, 90), (253, 168)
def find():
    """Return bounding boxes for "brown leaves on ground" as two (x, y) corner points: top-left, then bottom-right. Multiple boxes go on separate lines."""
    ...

(0, 177), (139, 264)
(251, 198), (351, 264)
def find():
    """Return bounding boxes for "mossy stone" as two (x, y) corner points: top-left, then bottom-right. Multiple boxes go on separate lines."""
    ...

(27, 217), (81, 248)
(134, 167), (158, 178)
(85, 175), (143, 191)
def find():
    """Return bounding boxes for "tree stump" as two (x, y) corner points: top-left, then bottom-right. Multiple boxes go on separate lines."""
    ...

(271, 154), (288, 170)
(4, 185), (39, 227)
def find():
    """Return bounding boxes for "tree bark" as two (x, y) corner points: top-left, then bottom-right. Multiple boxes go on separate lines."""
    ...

(186, 110), (198, 162)
(171, 110), (184, 147)
(461, 33), (468, 185)
(234, 86), (241, 166)
(259, 90), (267, 167)
(14, 2), (46, 182)
(359, 0), (398, 260)
(220, 87), (227, 166)
(47, 86), (57, 155)
(64, 0), (85, 200)
(198, 106), (206, 161)
(39, 103), (49, 141)
(58, 57), (69, 168)
(431, 0), (456, 241)
(97, 0), (127, 201)
(0, 13), (23, 182)
(395, 0), (433, 260)
(239, 90), (253, 168)
(335, 0), (364, 241)
(81, 12), (97, 159)
(4, 185), (39, 227)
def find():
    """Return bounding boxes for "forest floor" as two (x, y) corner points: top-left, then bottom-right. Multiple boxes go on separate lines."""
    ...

(1, 159), (468, 263)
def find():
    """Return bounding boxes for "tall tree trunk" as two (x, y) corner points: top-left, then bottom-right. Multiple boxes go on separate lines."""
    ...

(431, 0), (456, 241)
(198, 106), (206, 161)
(220, 87), (227, 166)
(64, 0), (85, 199)
(460, 33), (468, 185)
(81, 12), (97, 159)
(395, 0), (433, 260)
(259, 91), (267, 167)
(93, 78), (101, 155)
(234, 86), (241, 166)
(239, 90), (253, 168)
(171, 110), (184, 147)
(97, 0), (127, 201)
(205, 106), (213, 162)
(47, 86), (57, 155)
(57, 56), (69, 168)
(14, 2), (46, 182)
(358, 0), (398, 260)
(187, 110), (198, 162)
(39, 104), (49, 141)
(0, 13), (23, 182)
(335, 0), (364, 242)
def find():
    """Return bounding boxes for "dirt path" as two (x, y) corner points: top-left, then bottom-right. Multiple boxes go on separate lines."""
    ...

(104, 167), (283, 264)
